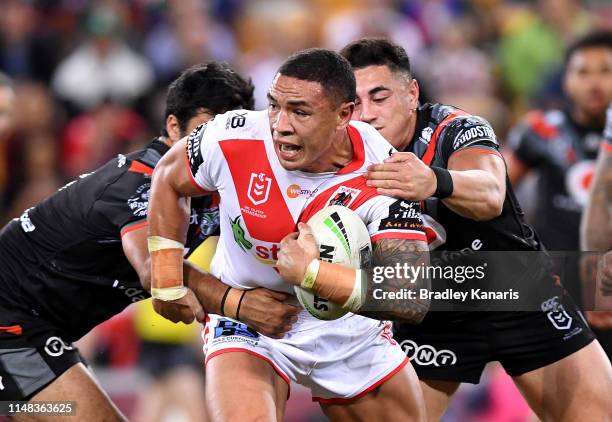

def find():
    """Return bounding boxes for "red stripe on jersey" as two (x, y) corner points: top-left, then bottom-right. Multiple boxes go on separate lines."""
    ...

(422, 111), (469, 166)
(184, 145), (212, 195)
(371, 231), (427, 243)
(337, 125), (366, 174)
(120, 220), (148, 237)
(0, 325), (23, 335)
(424, 226), (437, 244)
(450, 147), (502, 159)
(526, 111), (558, 139)
(299, 175), (378, 223)
(219, 139), (296, 242)
(128, 161), (153, 175)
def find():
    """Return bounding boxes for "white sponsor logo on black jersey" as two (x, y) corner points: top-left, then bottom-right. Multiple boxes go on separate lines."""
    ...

(127, 183), (150, 217)
(452, 125), (495, 150)
(44, 336), (74, 357)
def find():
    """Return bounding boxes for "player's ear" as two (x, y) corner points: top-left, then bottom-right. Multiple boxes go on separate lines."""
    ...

(166, 115), (181, 142)
(408, 78), (420, 110)
(337, 101), (355, 130)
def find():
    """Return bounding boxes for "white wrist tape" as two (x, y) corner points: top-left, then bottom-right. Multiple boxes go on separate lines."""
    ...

(148, 235), (184, 252)
(342, 270), (365, 312)
(301, 259), (320, 290)
(151, 286), (189, 302)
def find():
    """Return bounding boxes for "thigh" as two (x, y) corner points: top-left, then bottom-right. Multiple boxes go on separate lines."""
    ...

(12, 363), (127, 422)
(512, 340), (612, 422)
(205, 351), (289, 422)
(419, 379), (461, 422)
(321, 364), (425, 422)
(494, 293), (596, 377)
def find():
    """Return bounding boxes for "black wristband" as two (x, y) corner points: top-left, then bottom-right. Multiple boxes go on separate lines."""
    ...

(219, 286), (232, 316)
(236, 290), (247, 321)
(431, 166), (453, 199)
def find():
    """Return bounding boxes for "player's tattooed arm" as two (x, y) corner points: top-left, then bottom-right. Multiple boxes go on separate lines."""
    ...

(580, 150), (612, 252)
(360, 238), (431, 324)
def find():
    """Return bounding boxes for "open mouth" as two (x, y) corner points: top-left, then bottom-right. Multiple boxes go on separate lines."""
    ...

(276, 142), (303, 161)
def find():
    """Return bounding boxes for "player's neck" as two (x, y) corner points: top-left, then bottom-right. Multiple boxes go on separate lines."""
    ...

(571, 107), (605, 129)
(307, 130), (353, 173)
(327, 129), (353, 171)
(396, 114), (417, 152)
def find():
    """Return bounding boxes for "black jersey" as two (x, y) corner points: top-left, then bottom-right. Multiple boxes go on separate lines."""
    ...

(0, 139), (219, 341)
(407, 103), (541, 253)
(508, 109), (604, 251)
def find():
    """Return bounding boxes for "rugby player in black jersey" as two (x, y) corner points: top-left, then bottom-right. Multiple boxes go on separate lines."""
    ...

(0, 62), (299, 420)
(505, 31), (612, 357)
(341, 38), (612, 422)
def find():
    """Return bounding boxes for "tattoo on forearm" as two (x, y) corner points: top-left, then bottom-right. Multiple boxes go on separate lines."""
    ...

(361, 238), (431, 323)
(583, 153), (612, 251)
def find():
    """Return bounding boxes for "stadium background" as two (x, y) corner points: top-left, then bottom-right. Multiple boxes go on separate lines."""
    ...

(0, 0), (610, 421)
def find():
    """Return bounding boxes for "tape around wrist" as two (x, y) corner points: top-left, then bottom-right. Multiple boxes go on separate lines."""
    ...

(301, 259), (320, 290)
(151, 286), (188, 302)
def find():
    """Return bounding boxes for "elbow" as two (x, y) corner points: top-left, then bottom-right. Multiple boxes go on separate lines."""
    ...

(475, 197), (504, 221)
(471, 186), (505, 221)
(394, 296), (430, 324)
(139, 257), (152, 292)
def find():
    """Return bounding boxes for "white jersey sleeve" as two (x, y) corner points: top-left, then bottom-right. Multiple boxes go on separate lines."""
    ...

(360, 197), (427, 243)
(185, 110), (263, 193)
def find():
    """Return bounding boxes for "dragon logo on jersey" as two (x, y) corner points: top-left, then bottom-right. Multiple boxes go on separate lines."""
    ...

(248, 172), (272, 205)
(231, 215), (252, 252)
(127, 182), (150, 217)
(327, 186), (361, 207)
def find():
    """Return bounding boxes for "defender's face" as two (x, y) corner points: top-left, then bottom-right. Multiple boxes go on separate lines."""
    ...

(268, 74), (345, 172)
(565, 46), (612, 120)
(353, 65), (418, 150)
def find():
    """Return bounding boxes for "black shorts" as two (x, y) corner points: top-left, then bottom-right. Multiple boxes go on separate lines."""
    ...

(0, 302), (84, 400)
(394, 290), (595, 384)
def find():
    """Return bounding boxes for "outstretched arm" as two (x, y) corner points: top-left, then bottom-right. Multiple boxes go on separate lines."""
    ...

(366, 150), (506, 221)
(277, 223), (430, 324)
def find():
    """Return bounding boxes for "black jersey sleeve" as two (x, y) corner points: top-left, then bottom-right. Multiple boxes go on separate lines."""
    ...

(90, 164), (152, 236)
(438, 116), (499, 165)
(507, 112), (551, 168)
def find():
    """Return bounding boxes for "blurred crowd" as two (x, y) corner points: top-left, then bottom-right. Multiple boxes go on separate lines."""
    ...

(1, 0), (611, 224)
(1, 0), (611, 421)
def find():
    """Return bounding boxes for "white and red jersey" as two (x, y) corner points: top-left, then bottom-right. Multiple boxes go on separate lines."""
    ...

(186, 110), (439, 293)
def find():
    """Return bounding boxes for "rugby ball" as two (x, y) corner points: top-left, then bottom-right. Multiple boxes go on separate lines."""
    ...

(294, 205), (372, 320)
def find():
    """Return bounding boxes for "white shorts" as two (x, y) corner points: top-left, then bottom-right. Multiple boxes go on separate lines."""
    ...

(202, 310), (408, 403)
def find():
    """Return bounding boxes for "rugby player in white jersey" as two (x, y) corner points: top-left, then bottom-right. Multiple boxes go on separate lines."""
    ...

(148, 49), (435, 421)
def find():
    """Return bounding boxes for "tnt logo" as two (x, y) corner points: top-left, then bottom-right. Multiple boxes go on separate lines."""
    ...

(541, 296), (573, 330)
(248, 172), (272, 205)
(400, 340), (457, 367)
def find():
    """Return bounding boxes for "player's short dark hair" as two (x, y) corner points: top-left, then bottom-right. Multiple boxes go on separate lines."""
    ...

(340, 37), (411, 79)
(565, 30), (612, 67)
(163, 62), (255, 136)
(277, 48), (356, 105)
